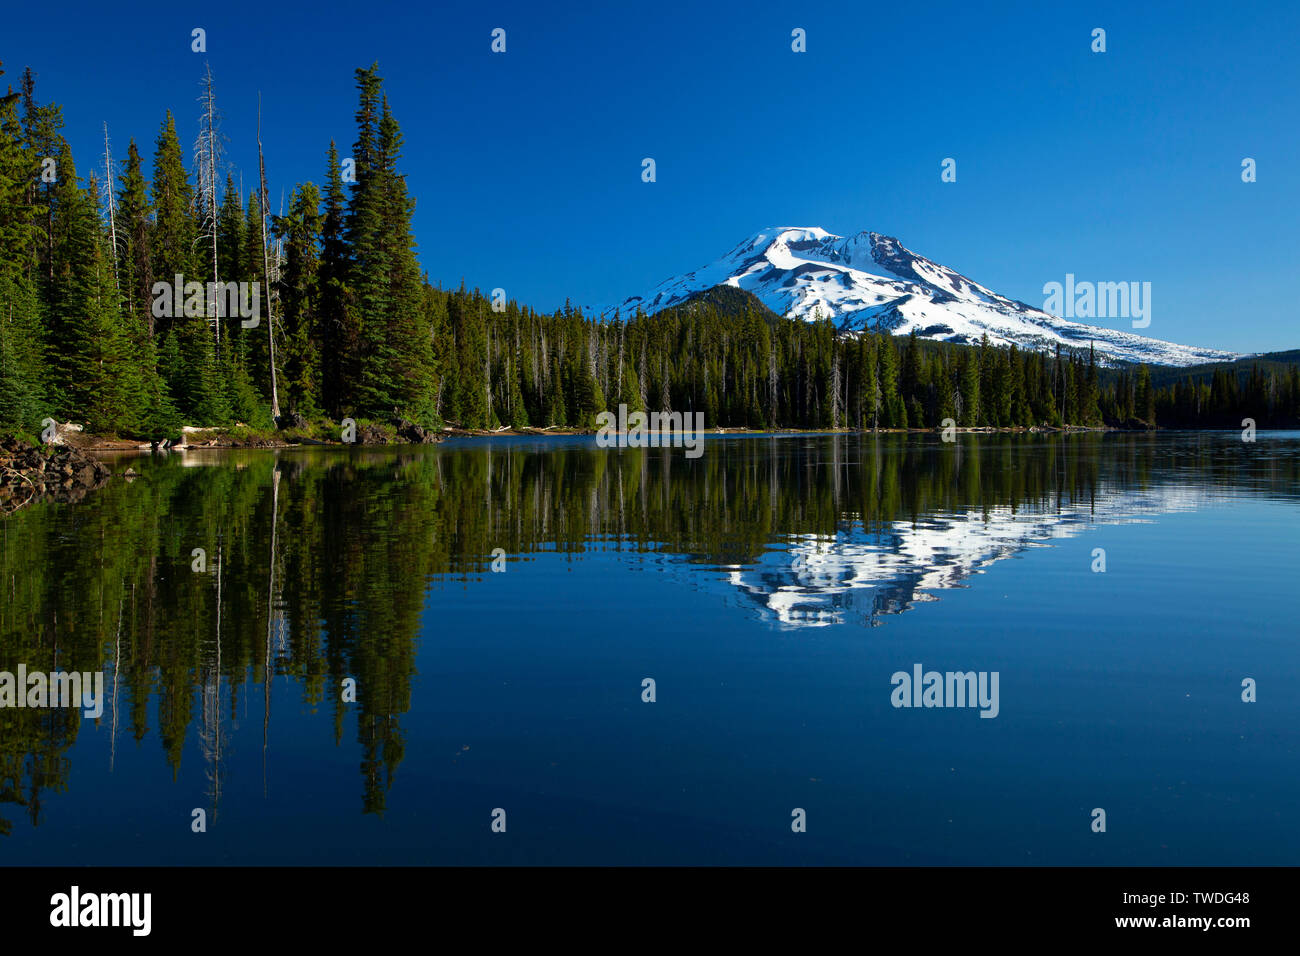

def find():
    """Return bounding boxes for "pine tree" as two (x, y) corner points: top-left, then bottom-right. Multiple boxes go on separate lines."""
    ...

(877, 336), (902, 427)
(865, 336), (880, 430)
(216, 174), (244, 283)
(959, 350), (980, 426)
(148, 111), (226, 423)
(342, 67), (435, 422)
(1084, 344), (1101, 424)
(275, 182), (323, 418)
(71, 178), (136, 432)
(372, 93), (433, 420)
(0, 69), (45, 432)
(20, 68), (67, 294)
(319, 141), (351, 417)
(1136, 363), (1155, 427)
(116, 140), (153, 336)
(149, 112), (196, 336)
(451, 291), (490, 427)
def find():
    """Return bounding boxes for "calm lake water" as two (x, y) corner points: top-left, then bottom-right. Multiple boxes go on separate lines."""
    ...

(1, 432), (1297, 865)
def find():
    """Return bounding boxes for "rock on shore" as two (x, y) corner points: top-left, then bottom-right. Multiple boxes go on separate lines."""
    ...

(0, 437), (114, 511)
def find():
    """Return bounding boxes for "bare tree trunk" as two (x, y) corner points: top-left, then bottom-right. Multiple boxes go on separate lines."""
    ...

(263, 466), (280, 795)
(831, 352), (842, 429)
(638, 337), (647, 410)
(109, 587), (122, 771)
(102, 123), (119, 291)
(207, 75), (219, 357)
(768, 342), (777, 422)
(195, 64), (222, 358)
(616, 319), (624, 400)
(482, 300), (491, 422)
(257, 94), (281, 421)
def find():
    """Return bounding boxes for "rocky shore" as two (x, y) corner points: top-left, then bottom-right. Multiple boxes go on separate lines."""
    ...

(0, 438), (116, 512)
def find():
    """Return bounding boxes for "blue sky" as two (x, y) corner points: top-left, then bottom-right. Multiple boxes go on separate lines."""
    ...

(7, 0), (1298, 353)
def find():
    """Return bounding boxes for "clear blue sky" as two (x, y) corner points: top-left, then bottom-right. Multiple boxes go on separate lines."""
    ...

(8, 0), (1298, 353)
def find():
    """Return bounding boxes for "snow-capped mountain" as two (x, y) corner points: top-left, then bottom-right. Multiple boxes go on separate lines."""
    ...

(600, 227), (1238, 367)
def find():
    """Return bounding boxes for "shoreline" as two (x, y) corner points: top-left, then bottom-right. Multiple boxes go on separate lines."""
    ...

(7, 421), (1277, 456)
(1, 425), (1284, 513)
(21, 423), (1119, 453)
(7, 421), (1289, 460)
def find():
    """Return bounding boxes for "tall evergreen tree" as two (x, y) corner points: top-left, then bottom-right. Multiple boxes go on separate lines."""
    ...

(115, 139), (152, 335)
(343, 67), (434, 422)
(0, 71), (45, 432)
(149, 111), (196, 336)
(319, 141), (351, 417)
(275, 182), (323, 418)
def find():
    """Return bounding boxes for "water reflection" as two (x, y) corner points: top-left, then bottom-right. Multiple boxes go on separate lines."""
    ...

(1, 431), (1296, 836)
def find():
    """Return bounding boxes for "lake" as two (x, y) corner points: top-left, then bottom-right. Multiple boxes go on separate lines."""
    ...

(1, 431), (1297, 865)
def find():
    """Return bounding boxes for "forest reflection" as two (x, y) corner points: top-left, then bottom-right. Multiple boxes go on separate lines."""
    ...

(2, 432), (1296, 832)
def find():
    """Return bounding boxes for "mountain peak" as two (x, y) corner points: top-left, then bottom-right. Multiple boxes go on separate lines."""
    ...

(597, 227), (1237, 367)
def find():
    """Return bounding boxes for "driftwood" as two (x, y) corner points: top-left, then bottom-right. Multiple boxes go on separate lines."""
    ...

(0, 464), (37, 515)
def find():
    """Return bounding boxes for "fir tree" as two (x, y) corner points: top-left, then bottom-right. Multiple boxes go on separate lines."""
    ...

(0, 72), (45, 432)
(275, 182), (323, 417)
(115, 139), (152, 336)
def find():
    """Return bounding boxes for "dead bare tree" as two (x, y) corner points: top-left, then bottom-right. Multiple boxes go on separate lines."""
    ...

(101, 123), (119, 291)
(263, 466), (280, 796)
(194, 63), (223, 358)
(616, 316), (624, 400)
(768, 340), (777, 420)
(483, 299), (492, 421)
(199, 540), (226, 818)
(257, 94), (281, 421)
(831, 351), (842, 429)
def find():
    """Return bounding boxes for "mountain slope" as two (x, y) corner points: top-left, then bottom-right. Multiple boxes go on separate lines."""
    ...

(598, 227), (1238, 367)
